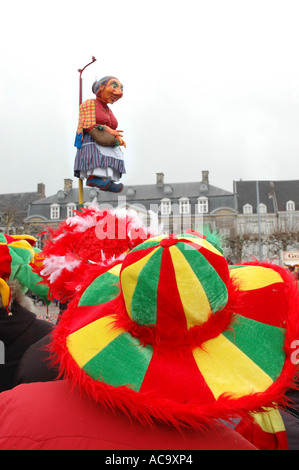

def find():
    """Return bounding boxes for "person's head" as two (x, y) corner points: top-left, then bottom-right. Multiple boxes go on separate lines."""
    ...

(0, 233), (49, 312)
(92, 76), (123, 104)
(0, 279), (37, 313)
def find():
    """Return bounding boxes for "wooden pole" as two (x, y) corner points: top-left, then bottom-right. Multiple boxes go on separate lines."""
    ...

(77, 56), (96, 208)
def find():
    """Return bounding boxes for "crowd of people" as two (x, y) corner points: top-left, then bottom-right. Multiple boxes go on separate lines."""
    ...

(0, 209), (299, 451)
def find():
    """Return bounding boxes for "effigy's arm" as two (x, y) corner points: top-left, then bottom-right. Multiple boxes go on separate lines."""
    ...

(95, 124), (126, 148)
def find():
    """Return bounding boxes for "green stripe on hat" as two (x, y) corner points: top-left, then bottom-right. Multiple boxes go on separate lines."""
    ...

(130, 239), (161, 252)
(228, 265), (249, 270)
(79, 271), (120, 307)
(223, 315), (285, 380)
(177, 242), (228, 313)
(130, 247), (163, 325)
(83, 332), (153, 391)
(0, 234), (7, 243)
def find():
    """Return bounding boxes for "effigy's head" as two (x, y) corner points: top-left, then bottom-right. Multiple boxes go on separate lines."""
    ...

(92, 76), (123, 104)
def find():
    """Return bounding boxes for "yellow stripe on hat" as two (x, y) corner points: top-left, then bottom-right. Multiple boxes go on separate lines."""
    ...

(121, 247), (160, 319)
(9, 240), (35, 260)
(251, 408), (286, 434)
(0, 278), (10, 307)
(184, 236), (223, 256)
(143, 235), (168, 244)
(169, 246), (211, 327)
(193, 334), (273, 399)
(10, 235), (37, 245)
(108, 263), (122, 277)
(67, 315), (125, 368)
(230, 266), (283, 291)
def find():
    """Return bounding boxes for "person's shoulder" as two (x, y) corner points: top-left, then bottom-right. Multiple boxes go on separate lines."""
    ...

(0, 381), (257, 450)
(80, 99), (95, 109)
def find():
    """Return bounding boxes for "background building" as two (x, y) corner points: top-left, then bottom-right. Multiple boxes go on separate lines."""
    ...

(233, 179), (299, 262)
(2, 173), (299, 264)
(24, 172), (237, 248)
(0, 183), (45, 236)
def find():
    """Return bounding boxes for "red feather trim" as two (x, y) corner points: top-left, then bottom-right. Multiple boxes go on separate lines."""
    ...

(35, 207), (158, 302)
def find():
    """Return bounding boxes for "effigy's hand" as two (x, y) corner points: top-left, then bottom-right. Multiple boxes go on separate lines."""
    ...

(116, 136), (126, 148)
(104, 126), (126, 147)
(106, 127), (124, 138)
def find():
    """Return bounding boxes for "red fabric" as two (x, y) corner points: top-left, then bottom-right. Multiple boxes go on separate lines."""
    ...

(85, 99), (118, 132)
(233, 282), (288, 327)
(0, 245), (12, 279)
(235, 418), (289, 450)
(157, 248), (187, 334)
(140, 346), (215, 405)
(0, 381), (257, 450)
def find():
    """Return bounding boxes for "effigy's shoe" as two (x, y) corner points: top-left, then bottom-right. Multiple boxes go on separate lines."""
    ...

(86, 176), (111, 191)
(107, 181), (123, 193)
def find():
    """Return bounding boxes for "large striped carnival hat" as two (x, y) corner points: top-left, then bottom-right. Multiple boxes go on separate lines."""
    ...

(52, 231), (299, 428)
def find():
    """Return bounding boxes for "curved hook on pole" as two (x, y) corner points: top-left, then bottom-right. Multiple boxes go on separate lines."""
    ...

(78, 56), (97, 78)
(78, 56), (97, 106)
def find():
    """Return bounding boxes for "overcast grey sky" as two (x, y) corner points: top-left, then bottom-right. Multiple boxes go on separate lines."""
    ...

(1, 0), (299, 197)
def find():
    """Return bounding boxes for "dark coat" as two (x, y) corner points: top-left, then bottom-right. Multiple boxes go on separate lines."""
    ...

(0, 301), (54, 392)
(13, 334), (59, 386)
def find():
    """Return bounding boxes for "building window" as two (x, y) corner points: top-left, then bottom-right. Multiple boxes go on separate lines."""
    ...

(243, 204), (253, 214)
(197, 197), (208, 213)
(161, 199), (171, 215)
(259, 203), (267, 214)
(179, 198), (190, 215)
(286, 200), (295, 211)
(50, 203), (60, 220)
(67, 203), (77, 218)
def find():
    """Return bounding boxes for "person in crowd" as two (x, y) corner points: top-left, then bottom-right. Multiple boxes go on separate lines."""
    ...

(0, 234), (52, 392)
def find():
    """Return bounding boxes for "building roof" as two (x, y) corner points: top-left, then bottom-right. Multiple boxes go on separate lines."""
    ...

(234, 179), (299, 213)
(26, 176), (236, 222)
(0, 191), (43, 226)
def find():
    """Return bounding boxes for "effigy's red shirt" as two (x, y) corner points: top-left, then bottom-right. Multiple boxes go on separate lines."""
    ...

(91, 99), (118, 131)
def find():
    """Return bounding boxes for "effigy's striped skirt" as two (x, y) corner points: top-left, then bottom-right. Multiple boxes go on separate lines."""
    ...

(74, 134), (126, 177)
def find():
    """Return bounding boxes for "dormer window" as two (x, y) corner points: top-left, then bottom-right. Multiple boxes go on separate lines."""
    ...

(50, 203), (60, 220)
(67, 203), (77, 218)
(179, 197), (190, 215)
(259, 203), (267, 214)
(286, 200), (295, 211)
(243, 204), (253, 214)
(161, 198), (171, 215)
(197, 196), (208, 213)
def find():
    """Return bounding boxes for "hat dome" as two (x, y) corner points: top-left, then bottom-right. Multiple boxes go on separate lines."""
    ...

(120, 234), (230, 330)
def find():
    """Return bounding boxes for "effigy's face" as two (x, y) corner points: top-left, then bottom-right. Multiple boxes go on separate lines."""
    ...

(99, 78), (123, 104)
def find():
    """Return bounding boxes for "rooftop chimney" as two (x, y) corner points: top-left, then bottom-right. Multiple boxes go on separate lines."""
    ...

(156, 173), (164, 187)
(201, 171), (209, 184)
(37, 183), (45, 199)
(64, 178), (73, 192)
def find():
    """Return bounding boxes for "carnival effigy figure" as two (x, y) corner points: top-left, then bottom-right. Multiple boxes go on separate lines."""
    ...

(74, 76), (125, 193)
